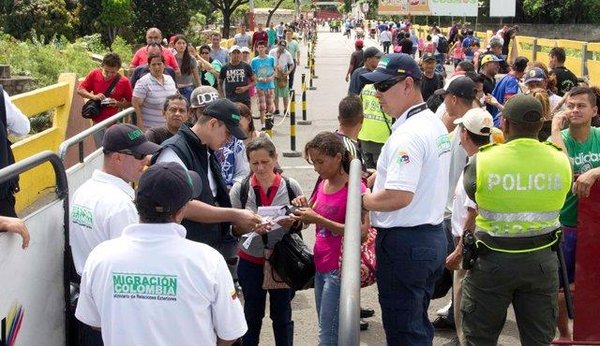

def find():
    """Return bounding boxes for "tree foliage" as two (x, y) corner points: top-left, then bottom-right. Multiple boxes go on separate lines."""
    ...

(131, 0), (193, 42)
(99, 0), (133, 43)
(205, 0), (249, 38)
(4, 0), (75, 42)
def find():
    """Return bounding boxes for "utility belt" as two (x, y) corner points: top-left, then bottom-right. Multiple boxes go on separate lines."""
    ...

(462, 228), (560, 270)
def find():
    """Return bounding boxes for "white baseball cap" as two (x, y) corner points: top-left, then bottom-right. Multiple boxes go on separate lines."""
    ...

(229, 45), (241, 53)
(240, 47), (250, 53)
(453, 108), (494, 136)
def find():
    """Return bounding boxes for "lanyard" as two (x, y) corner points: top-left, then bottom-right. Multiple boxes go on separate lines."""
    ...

(405, 103), (428, 120)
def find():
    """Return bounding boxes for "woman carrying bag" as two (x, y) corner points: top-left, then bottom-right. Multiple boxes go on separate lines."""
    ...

(229, 137), (304, 346)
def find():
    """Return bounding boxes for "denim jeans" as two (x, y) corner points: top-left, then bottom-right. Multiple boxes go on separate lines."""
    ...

(178, 86), (194, 104)
(237, 258), (294, 346)
(314, 269), (341, 346)
(375, 224), (446, 345)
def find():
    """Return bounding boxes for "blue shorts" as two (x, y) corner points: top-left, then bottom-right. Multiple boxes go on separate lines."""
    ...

(559, 226), (577, 286)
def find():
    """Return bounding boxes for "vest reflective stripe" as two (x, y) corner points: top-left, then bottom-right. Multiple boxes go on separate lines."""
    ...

(358, 84), (391, 144)
(475, 138), (572, 252)
(478, 209), (560, 223)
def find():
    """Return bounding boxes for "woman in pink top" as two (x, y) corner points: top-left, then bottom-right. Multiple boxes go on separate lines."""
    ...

(291, 132), (369, 346)
(450, 37), (465, 67)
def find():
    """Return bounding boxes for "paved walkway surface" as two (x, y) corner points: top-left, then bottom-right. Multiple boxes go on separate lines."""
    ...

(255, 26), (522, 346)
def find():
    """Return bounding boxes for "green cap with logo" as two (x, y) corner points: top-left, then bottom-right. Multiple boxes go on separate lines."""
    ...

(202, 98), (247, 140)
(102, 123), (161, 155)
(502, 94), (544, 123)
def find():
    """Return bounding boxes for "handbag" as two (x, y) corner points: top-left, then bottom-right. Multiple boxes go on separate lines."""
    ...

(268, 229), (315, 291)
(262, 245), (290, 290)
(81, 74), (121, 119)
(338, 227), (377, 288)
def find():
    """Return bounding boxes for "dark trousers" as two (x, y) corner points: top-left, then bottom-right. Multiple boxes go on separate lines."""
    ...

(237, 258), (294, 346)
(375, 224), (446, 345)
(80, 322), (103, 345)
(288, 64), (296, 90)
(0, 194), (17, 217)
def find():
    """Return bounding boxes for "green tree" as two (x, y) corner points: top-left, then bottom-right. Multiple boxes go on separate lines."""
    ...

(99, 0), (133, 43)
(206, 0), (249, 38)
(4, 0), (75, 42)
(132, 0), (192, 42)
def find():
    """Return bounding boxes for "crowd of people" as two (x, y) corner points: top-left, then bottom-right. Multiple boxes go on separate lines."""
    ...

(1, 17), (599, 346)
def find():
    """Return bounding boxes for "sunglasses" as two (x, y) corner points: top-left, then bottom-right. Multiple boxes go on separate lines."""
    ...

(374, 76), (407, 93)
(119, 150), (146, 160)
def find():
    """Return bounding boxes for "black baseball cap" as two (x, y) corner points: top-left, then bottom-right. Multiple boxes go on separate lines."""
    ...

(360, 53), (422, 84)
(202, 98), (247, 140)
(364, 47), (383, 59)
(434, 76), (476, 100)
(502, 94), (543, 123)
(421, 53), (436, 62)
(137, 162), (202, 213)
(103, 123), (161, 155)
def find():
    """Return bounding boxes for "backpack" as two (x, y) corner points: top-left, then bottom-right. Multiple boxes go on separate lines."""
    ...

(436, 34), (449, 54)
(239, 175), (296, 210)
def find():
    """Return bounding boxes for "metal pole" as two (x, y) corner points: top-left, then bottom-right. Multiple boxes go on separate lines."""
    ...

(298, 74), (312, 125)
(338, 159), (362, 346)
(283, 91), (301, 157)
(305, 43), (311, 69)
(309, 60), (317, 90)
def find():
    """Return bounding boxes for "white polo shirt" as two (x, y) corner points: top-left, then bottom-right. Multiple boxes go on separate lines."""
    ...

(75, 223), (247, 346)
(70, 170), (138, 275)
(371, 103), (451, 228)
(451, 172), (477, 238)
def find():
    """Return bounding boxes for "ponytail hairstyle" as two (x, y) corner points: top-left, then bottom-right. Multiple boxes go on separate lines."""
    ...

(175, 34), (192, 75)
(245, 136), (283, 174)
(304, 131), (352, 175)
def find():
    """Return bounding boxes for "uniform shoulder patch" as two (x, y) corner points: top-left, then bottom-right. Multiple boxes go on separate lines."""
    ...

(478, 143), (497, 152)
(545, 141), (563, 151)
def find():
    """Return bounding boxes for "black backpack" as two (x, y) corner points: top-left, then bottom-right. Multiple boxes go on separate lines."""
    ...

(436, 35), (449, 54)
(239, 175), (295, 210)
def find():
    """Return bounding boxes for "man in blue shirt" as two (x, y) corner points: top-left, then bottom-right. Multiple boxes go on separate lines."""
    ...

(490, 56), (529, 126)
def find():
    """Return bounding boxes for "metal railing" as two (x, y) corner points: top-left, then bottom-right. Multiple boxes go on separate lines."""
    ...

(338, 159), (363, 346)
(57, 107), (136, 162)
(0, 150), (70, 344)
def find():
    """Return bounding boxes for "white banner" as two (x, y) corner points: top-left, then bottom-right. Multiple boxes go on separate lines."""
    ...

(378, 0), (478, 17)
(490, 0), (516, 17)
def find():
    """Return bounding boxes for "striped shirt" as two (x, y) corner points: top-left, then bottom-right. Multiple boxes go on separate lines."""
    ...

(133, 74), (177, 128)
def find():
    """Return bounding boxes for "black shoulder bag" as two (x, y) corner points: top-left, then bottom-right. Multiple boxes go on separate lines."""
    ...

(81, 74), (121, 119)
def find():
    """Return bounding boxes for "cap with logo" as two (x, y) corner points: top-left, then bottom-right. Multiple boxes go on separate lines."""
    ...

(360, 53), (422, 84)
(502, 94), (544, 123)
(524, 67), (547, 84)
(480, 54), (503, 66)
(453, 108), (494, 136)
(103, 123), (161, 155)
(364, 47), (384, 59)
(434, 76), (476, 100)
(229, 45), (241, 53)
(421, 53), (436, 62)
(190, 86), (220, 109)
(202, 98), (247, 140)
(136, 162), (202, 213)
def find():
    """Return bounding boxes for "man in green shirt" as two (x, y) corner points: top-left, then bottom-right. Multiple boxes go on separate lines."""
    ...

(285, 30), (300, 90)
(550, 86), (600, 341)
(266, 23), (277, 48)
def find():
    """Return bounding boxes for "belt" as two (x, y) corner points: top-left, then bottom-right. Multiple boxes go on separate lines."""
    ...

(475, 229), (560, 254)
(376, 223), (443, 233)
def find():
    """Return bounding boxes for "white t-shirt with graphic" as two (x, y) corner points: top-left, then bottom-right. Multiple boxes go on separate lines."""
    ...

(76, 223), (247, 346)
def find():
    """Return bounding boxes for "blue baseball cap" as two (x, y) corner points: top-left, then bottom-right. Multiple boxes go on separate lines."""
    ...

(524, 67), (547, 84)
(360, 53), (422, 84)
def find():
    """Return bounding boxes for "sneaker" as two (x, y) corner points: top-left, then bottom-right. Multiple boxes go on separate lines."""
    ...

(432, 316), (456, 331)
(360, 307), (375, 318)
(273, 110), (280, 116)
(360, 319), (369, 331)
(436, 301), (452, 317)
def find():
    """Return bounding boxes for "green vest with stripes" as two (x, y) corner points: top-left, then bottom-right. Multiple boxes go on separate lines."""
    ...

(358, 84), (392, 144)
(474, 138), (572, 253)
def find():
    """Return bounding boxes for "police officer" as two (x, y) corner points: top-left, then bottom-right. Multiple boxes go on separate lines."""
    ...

(461, 94), (572, 345)
(360, 53), (452, 344)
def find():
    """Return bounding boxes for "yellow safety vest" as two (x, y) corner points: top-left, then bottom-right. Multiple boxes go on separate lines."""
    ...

(358, 84), (392, 144)
(475, 138), (572, 253)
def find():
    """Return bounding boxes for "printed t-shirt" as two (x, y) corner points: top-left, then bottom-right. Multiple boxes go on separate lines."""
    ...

(234, 33), (251, 48)
(219, 62), (254, 103)
(312, 180), (366, 273)
(251, 56), (275, 90)
(552, 66), (579, 96)
(286, 39), (299, 61)
(559, 127), (600, 226)
(79, 69), (133, 123)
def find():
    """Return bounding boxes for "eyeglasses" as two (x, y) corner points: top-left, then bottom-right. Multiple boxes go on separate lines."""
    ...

(374, 77), (406, 93)
(118, 150), (146, 160)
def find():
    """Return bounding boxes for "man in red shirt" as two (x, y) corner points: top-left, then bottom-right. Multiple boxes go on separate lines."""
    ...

(252, 23), (269, 54)
(78, 53), (133, 146)
(130, 27), (180, 74)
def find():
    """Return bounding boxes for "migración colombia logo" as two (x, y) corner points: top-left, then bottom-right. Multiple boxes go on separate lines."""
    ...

(112, 273), (178, 301)
(1, 302), (24, 346)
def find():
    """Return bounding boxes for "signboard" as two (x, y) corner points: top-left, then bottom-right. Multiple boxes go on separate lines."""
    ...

(378, 0), (478, 17)
(490, 0), (516, 17)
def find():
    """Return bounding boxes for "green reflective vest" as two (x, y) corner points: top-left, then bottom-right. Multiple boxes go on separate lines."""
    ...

(475, 138), (572, 253)
(358, 84), (392, 144)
